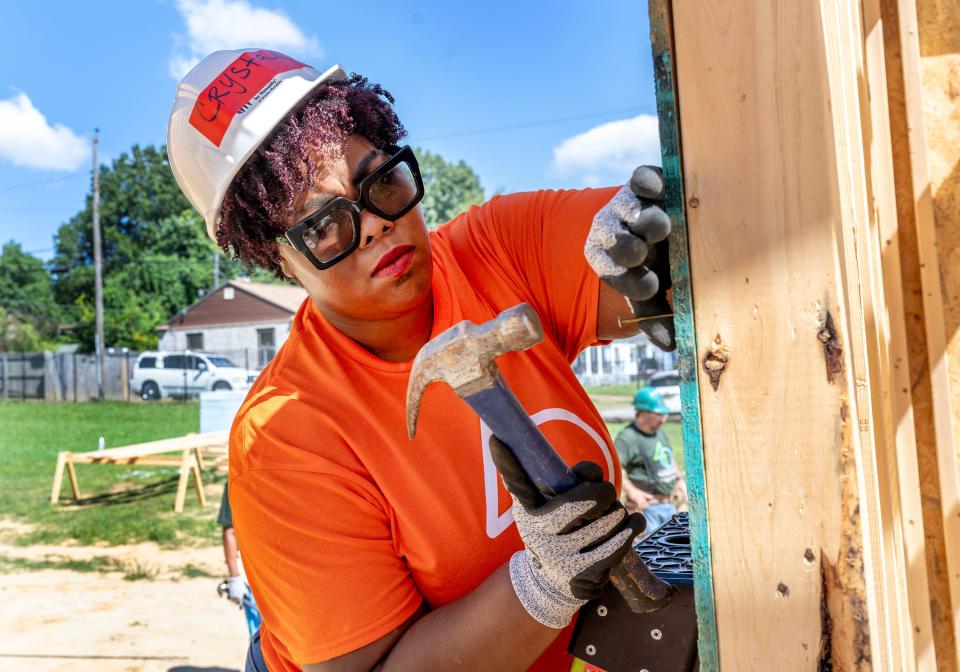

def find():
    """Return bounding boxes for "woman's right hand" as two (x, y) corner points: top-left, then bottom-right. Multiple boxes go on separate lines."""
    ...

(489, 437), (646, 629)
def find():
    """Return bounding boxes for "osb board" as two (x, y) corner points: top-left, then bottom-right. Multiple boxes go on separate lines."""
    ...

(670, 2), (878, 668)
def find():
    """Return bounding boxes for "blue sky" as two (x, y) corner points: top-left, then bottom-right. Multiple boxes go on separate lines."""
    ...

(0, 0), (660, 260)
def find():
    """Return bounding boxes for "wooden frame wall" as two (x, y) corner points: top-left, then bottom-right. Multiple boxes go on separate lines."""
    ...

(649, 0), (960, 668)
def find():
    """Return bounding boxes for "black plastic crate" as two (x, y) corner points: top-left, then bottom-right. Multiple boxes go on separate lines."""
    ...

(634, 512), (693, 585)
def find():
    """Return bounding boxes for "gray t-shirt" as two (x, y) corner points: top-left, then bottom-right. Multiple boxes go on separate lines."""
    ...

(217, 482), (233, 529)
(614, 423), (678, 496)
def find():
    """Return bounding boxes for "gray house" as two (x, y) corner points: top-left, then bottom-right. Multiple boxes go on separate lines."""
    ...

(158, 280), (307, 369)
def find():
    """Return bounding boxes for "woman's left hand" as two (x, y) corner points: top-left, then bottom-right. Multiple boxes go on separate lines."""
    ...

(585, 167), (676, 350)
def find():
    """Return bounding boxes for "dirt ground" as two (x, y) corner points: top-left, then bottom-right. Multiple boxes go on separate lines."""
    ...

(0, 536), (249, 672)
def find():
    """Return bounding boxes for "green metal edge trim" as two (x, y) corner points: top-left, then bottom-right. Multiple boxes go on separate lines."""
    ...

(647, 0), (719, 668)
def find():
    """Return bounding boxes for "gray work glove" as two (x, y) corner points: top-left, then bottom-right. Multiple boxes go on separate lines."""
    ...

(585, 166), (675, 350)
(226, 575), (245, 607)
(490, 437), (646, 629)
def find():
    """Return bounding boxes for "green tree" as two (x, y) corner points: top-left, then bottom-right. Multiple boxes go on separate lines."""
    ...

(0, 313), (46, 352)
(415, 148), (485, 230)
(0, 241), (61, 350)
(52, 145), (196, 275)
(49, 146), (260, 350)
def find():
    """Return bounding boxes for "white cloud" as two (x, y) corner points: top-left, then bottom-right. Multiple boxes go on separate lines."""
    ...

(551, 114), (661, 185)
(0, 92), (89, 171)
(169, 0), (321, 79)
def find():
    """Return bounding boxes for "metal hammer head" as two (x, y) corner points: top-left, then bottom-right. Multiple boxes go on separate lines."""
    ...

(406, 303), (544, 438)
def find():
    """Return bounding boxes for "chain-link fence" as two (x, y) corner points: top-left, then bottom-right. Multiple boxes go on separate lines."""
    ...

(0, 348), (271, 402)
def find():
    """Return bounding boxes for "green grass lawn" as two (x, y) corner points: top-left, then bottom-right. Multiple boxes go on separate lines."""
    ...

(0, 400), (682, 551)
(584, 383), (641, 397)
(590, 398), (635, 412)
(0, 401), (222, 548)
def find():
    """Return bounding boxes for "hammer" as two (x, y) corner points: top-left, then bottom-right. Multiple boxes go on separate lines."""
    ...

(406, 303), (672, 613)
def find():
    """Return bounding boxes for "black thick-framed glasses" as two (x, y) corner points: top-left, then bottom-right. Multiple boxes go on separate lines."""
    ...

(278, 145), (424, 270)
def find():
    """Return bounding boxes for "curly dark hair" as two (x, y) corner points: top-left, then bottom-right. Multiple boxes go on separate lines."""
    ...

(217, 74), (406, 277)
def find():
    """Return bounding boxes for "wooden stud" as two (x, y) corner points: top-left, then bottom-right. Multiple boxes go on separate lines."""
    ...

(819, 0), (903, 664)
(50, 452), (66, 504)
(671, 1), (861, 662)
(646, 1), (719, 668)
(193, 446), (206, 472)
(859, 0), (939, 666)
(880, 0), (960, 666)
(65, 457), (80, 501)
(190, 451), (207, 508)
(174, 448), (191, 514)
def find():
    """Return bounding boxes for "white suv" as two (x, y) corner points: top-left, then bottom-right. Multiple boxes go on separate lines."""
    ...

(131, 350), (257, 401)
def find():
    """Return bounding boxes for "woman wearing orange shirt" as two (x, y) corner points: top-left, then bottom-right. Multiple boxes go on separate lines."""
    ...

(167, 49), (673, 672)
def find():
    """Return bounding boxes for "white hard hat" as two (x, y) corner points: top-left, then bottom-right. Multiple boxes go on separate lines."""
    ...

(167, 49), (347, 241)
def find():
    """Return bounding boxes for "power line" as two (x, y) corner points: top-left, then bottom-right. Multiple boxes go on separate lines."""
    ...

(0, 174), (86, 194)
(92, 130), (105, 401)
(409, 105), (655, 142)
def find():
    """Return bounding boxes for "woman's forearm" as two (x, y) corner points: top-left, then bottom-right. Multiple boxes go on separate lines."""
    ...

(379, 563), (559, 671)
(222, 527), (240, 577)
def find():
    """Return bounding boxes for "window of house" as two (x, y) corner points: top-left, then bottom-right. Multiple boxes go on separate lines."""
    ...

(186, 333), (204, 350)
(257, 328), (276, 368)
(223, 287), (235, 300)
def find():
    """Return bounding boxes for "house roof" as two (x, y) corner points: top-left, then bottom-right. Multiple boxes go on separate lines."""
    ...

(160, 280), (308, 330)
(233, 281), (308, 313)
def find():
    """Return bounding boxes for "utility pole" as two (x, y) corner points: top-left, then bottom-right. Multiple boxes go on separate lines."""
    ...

(213, 251), (220, 288)
(92, 130), (105, 401)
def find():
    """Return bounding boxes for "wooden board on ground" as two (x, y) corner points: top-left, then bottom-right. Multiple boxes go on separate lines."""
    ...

(49, 431), (228, 513)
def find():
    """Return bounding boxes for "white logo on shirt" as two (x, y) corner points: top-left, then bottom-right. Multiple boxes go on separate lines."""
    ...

(480, 408), (615, 538)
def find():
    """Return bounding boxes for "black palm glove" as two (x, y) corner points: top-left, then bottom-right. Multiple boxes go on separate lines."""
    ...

(585, 166), (676, 351)
(490, 436), (646, 627)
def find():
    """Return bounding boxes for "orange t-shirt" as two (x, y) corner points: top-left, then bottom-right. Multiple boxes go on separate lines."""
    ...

(230, 187), (622, 671)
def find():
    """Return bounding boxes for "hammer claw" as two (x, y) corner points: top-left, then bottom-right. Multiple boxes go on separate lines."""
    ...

(405, 304), (544, 440)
